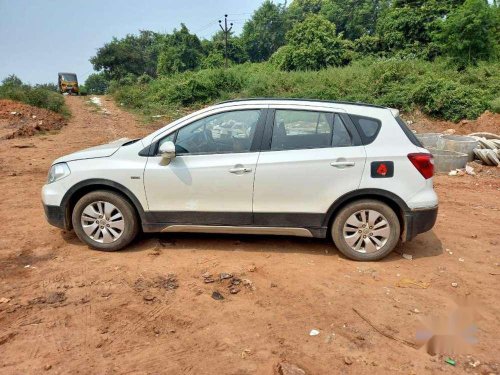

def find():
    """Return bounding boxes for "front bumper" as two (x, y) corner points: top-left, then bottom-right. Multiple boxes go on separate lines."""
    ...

(404, 206), (438, 241)
(43, 203), (68, 230)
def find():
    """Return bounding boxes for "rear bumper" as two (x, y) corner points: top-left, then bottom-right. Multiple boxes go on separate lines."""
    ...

(404, 206), (438, 241)
(43, 203), (68, 230)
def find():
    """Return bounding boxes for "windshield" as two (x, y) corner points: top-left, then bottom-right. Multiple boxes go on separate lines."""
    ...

(60, 74), (77, 82)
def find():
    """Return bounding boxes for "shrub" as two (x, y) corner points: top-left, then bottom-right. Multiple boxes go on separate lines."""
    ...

(490, 97), (500, 114)
(85, 72), (109, 94)
(137, 73), (153, 85)
(412, 78), (489, 121)
(0, 76), (68, 115)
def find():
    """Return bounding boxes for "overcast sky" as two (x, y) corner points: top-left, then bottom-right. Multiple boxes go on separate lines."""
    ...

(0, 0), (263, 84)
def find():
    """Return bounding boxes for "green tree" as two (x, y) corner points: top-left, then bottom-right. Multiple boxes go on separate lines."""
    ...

(201, 51), (225, 69)
(90, 31), (163, 80)
(271, 14), (345, 70)
(435, 0), (498, 65)
(157, 24), (204, 75)
(376, 0), (465, 57)
(241, 0), (288, 62)
(84, 72), (109, 94)
(206, 31), (248, 65)
(288, 0), (388, 40)
(287, 0), (323, 23)
(2, 74), (23, 87)
(321, 0), (387, 40)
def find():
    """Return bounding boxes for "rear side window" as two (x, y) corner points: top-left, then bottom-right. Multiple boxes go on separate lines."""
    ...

(332, 114), (352, 147)
(395, 116), (423, 147)
(271, 110), (333, 150)
(349, 115), (381, 144)
(270, 110), (354, 151)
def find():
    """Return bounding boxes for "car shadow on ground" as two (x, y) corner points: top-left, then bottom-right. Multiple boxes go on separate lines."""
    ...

(58, 226), (443, 261)
(115, 229), (443, 262)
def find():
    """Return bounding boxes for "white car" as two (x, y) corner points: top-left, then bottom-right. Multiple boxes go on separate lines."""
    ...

(42, 99), (438, 261)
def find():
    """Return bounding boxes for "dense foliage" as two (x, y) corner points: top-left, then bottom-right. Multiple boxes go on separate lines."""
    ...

(435, 0), (499, 66)
(90, 0), (498, 78)
(112, 59), (499, 122)
(87, 0), (499, 121)
(0, 75), (68, 114)
(270, 14), (345, 70)
(241, 1), (288, 62)
(90, 31), (163, 80)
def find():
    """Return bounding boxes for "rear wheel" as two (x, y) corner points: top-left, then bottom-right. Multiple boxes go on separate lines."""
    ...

(72, 190), (139, 251)
(331, 199), (400, 261)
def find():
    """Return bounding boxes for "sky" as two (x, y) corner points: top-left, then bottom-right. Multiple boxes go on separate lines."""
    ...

(0, 0), (264, 85)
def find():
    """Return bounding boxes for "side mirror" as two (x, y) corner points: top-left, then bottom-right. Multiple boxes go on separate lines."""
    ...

(158, 141), (176, 165)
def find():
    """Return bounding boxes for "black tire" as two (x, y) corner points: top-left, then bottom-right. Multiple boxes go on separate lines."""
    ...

(72, 190), (139, 251)
(331, 199), (400, 261)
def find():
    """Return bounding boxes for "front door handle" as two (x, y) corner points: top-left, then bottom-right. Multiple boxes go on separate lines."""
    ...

(330, 161), (355, 168)
(229, 166), (252, 174)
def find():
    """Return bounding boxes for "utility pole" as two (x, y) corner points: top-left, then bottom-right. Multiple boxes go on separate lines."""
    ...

(219, 14), (233, 69)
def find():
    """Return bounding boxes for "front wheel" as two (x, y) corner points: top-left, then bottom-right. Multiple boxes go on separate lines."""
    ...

(72, 190), (139, 251)
(331, 199), (400, 261)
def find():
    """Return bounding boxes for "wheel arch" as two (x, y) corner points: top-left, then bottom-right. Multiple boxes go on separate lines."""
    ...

(61, 179), (146, 230)
(323, 189), (410, 239)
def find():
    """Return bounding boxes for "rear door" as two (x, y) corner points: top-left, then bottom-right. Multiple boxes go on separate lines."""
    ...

(252, 106), (366, 228)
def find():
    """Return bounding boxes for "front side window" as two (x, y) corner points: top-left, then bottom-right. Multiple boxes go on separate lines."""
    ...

(271, 110), (352, 150)
(159, 110), (261, 155)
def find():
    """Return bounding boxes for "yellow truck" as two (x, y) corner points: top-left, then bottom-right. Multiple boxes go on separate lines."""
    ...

(58, 72), (79, 94)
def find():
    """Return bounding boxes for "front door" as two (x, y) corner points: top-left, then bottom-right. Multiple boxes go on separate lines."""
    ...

(144, 109), (265, 225)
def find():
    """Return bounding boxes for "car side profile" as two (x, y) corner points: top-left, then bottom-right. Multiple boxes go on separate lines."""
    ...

(42, 99), (438, 261)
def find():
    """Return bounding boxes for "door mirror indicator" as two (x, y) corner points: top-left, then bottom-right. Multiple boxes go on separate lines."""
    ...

(158, 141), (176, 165)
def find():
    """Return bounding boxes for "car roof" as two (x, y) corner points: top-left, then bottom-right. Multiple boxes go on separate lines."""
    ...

(217, 98), (386, 110)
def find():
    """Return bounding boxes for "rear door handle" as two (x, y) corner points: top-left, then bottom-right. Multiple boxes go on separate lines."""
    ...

(229, 167), (252, 174)
(330, 161), (355, 168)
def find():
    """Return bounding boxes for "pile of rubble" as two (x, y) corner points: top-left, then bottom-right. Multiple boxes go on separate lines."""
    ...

(470, 132), (500, 166)
(416, 131), (500, 172)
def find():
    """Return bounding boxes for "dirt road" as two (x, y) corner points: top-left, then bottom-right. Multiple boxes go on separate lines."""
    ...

(0, 96), (499, 374)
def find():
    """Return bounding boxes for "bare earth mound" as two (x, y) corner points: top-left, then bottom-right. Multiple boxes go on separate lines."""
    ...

(0, 99), (67, 139)
(407, 111), (500, 135)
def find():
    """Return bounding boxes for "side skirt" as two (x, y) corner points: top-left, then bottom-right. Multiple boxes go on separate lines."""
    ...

(141, 212), (328, 238)
(160, 225), (314, 237)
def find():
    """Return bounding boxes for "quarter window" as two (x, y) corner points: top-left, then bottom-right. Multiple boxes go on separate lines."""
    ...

(349, 115), (381, 144)
(159, 110), (261, 155)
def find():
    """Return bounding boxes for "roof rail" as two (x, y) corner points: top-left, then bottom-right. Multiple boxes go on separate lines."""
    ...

(216, 97), (387, 109)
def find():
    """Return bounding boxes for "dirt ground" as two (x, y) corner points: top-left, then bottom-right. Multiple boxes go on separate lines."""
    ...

(0, 96), (499, 375)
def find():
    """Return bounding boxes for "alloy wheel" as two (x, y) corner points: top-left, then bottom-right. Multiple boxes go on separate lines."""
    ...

(342, 209), (390, 253)
(80, 201), (125, 243)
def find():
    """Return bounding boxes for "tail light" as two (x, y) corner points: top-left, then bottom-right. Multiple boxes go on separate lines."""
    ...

(408, 153), (434, 179)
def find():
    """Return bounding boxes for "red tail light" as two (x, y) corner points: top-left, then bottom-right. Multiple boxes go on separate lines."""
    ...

(408, 153), (434, 179)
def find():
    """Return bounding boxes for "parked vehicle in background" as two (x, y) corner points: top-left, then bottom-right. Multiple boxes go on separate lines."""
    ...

(42, 99), (438, 261)
(58, 72), (79, 94)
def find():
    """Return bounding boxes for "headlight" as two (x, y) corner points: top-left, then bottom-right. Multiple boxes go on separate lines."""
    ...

(47, 163), (70, 184)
